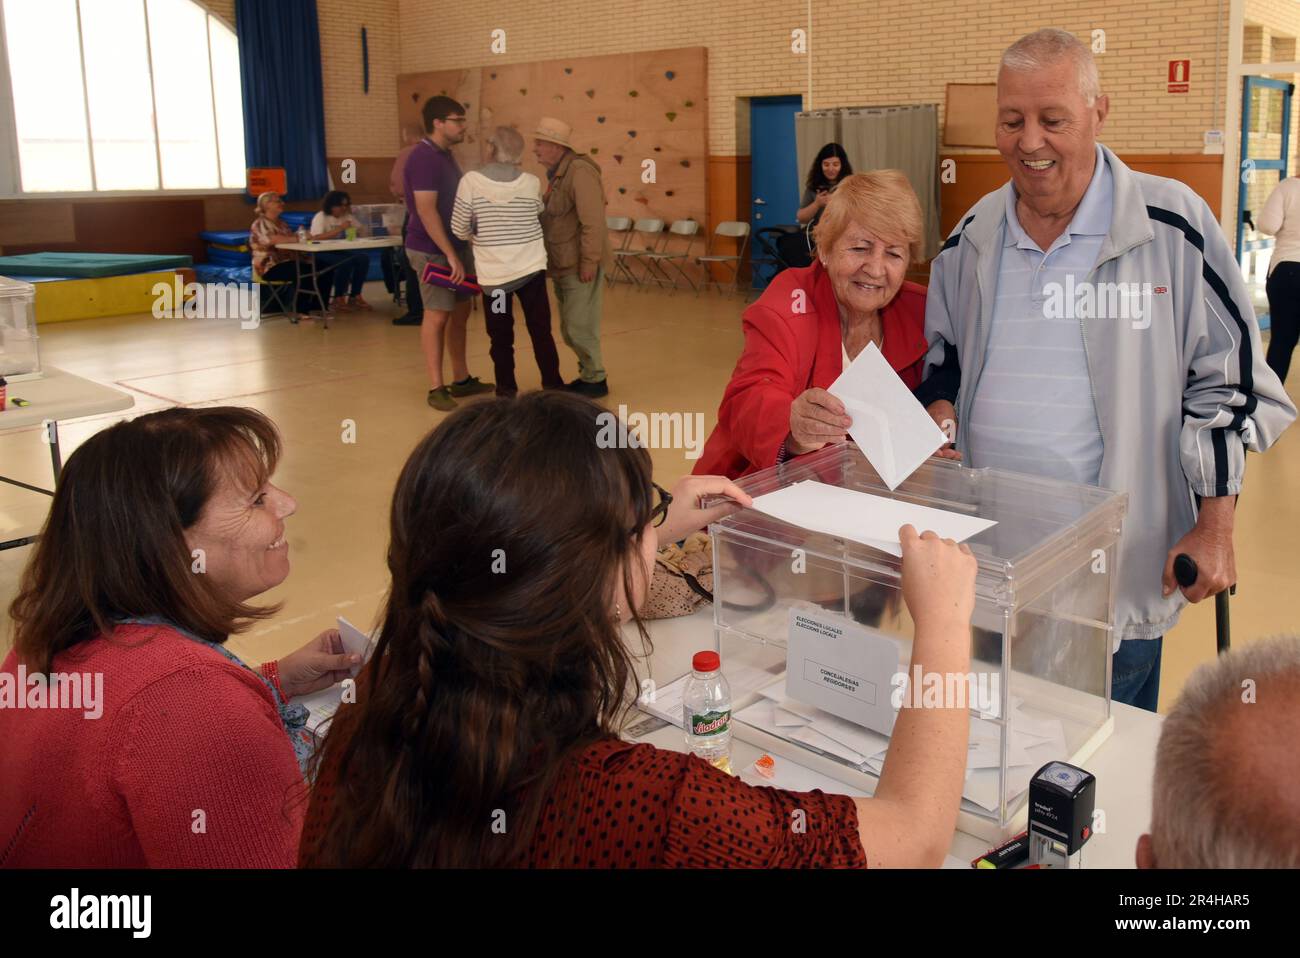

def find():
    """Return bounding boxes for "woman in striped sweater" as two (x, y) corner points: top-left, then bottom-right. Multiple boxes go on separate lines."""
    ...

(452, 126), (563, 396)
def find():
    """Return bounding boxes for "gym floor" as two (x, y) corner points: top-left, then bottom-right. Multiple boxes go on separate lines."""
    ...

(1, 280), (1295, 711)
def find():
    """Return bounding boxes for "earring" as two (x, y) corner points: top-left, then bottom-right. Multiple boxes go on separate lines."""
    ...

(613, 601), (622, 621)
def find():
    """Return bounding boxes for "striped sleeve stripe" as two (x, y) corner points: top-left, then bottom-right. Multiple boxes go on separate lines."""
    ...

(1147, 204), (1255, 496)
(940, 214), (975, 252)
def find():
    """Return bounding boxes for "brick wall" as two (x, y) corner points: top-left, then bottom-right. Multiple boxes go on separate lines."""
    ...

(395, 0), (1230, 157)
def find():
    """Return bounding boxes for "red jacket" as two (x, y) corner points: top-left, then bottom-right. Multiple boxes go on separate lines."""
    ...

(695, 262), (928, 479)
(0, 624), (305, 867)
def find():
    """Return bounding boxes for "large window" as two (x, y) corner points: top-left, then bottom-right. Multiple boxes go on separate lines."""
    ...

(0, 0), (244, 194)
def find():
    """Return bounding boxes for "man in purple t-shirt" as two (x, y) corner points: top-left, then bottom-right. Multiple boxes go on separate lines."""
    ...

(404, 95), (493, 410)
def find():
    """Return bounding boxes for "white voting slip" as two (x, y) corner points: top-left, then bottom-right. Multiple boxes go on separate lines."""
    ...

(748, 479), (996, 557)
(828, 341), (948, 490)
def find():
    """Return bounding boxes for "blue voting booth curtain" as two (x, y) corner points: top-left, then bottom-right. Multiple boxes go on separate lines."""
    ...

(236, 0), (329, 201)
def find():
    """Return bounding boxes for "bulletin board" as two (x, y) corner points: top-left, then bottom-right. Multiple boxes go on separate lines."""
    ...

(397, 47), (708, 227)
(943, 83), (998, 148)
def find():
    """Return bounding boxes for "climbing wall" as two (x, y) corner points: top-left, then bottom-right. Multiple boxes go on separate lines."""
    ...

(397, 47), (707, 228)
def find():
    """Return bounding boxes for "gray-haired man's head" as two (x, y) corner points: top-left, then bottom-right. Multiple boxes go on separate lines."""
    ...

(1138, 635), (1300, 868)
(996, 28), (1109, 218)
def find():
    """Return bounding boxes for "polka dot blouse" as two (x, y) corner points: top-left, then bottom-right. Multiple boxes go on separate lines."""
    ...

(301, 736), (867, 868)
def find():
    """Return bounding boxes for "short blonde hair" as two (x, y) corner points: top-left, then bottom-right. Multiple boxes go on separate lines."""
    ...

(814, 171), (924, 264)
(255, 191), (282, 214)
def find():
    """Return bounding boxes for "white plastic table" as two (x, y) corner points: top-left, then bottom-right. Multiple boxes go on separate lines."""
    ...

(628, 608), (1162, 869)
(0, 365), (134, 550)
(280, 236), (404, 327)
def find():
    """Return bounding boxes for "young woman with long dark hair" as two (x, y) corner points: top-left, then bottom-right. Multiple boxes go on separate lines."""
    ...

(797, 142), (854, 226)
(300, 391), (976, 868)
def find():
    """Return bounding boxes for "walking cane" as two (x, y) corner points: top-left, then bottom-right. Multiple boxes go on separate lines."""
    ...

(1173, 553), (1233, 654)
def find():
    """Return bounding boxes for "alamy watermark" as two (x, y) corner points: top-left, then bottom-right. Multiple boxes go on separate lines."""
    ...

(891, 666), (1001, 715)
(596, 404), (706, 460)
(1042, 276), (1161, 330)
(0, 665), (103, 719)
(152, 277), (260, 329)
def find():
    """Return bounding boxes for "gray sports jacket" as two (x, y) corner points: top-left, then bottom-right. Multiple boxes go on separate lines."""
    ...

(917, 145), (1295, 644)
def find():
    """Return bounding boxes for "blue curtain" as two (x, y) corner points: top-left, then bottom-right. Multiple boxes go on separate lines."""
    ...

(235, 0), (329, 201)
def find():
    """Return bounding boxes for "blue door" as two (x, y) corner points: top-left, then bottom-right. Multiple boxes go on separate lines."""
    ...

(750, 95), (803, 289)
(1238, 76), (1294, 330)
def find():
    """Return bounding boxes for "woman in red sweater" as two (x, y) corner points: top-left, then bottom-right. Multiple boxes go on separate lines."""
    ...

(301, 391), (976, 868)
(696, 170), (952, 479)
(1, 407), (358, 868)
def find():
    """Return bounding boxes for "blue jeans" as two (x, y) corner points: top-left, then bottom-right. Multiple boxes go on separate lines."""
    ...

(315, 251), (369, 299)
(1111, 637), (1163, 712)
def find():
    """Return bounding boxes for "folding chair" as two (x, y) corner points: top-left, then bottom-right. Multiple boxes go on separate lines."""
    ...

(637, 219), (701, 292)
(695, 221), (751, 296)
(612, 218), (665, 288)
(254, 271), (299, 321)
(606, 216), (634, 286)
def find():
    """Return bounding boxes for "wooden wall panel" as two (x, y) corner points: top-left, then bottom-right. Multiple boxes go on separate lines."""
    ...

(938, 153), (1225, 238)
(0, 200), (77, 249)
(397, 47), (708, 227)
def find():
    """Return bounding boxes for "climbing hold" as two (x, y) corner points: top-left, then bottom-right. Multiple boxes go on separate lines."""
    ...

(680, 159), (690, 168)
(628, 130), (637, 137)
(628, 90), (638, 97)
(684, 99), (694, 107)
(618, 187), (627, 194)
(665, 71), (675, 80)
(564, 67), (573, 74)
(585, 89), (595, 98)
(613, 155), (624, 164)
(665, 112), (677, 121)
(596, 116), (605, 123)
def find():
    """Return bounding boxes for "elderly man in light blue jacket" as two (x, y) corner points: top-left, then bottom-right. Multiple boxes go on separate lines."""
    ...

(917, 28), (1295, 710)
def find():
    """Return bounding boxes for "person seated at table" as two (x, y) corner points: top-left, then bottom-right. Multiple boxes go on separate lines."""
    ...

(309, 189), (372, 312)
(299, 391), (977, 868)
(796, 141), (853, 227)
(0, 407), (360, 867)
(1137, 634), (1300, 868)
(695, 170), (948, 479)
(250, 191), (323, 320)
(451, 125), (563, 396)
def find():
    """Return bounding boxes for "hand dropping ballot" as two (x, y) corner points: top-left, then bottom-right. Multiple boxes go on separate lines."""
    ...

(828, 341), (949, 490)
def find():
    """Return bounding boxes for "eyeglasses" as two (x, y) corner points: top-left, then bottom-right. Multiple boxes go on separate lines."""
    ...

(649, 482), (672, 528)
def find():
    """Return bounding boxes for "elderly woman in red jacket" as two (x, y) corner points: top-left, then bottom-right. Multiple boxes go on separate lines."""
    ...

(696, 170), (938, 478)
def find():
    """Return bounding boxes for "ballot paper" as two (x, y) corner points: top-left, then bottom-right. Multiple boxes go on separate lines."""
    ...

(636, 673), (689, 728)
(749, 479), (997, 557)
(828, 341), (949, 490)
(299, 616), (377, 733)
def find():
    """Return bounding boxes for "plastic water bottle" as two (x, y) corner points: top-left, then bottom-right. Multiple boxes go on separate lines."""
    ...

(296, 226), (308, 243)
(683, 650), (732, 774)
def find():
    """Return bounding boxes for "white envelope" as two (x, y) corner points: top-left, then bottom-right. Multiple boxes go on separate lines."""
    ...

(829, 341), (950, 490)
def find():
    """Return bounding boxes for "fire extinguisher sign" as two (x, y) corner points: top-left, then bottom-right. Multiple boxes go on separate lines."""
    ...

(1168, 60), (1191, 94)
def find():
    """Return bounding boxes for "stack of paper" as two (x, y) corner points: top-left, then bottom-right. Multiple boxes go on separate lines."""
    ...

(735, 675), (1067, 814)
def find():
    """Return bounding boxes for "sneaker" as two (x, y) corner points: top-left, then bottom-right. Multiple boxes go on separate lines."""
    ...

(350, 296), (371, 310)
(447, 375), (495, 397)
(392, 313), (422, 326)
(427, 387), (458, 411)
(566, 377), (609, 398)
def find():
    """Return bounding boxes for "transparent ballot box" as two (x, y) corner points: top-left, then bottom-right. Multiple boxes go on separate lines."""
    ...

(708, 444), (1126, 841)
(0, 275), (39, 380)
(352, 203), (404, 236)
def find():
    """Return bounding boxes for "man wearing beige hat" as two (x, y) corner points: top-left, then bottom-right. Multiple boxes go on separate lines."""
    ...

(533, 117), (614, 397)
